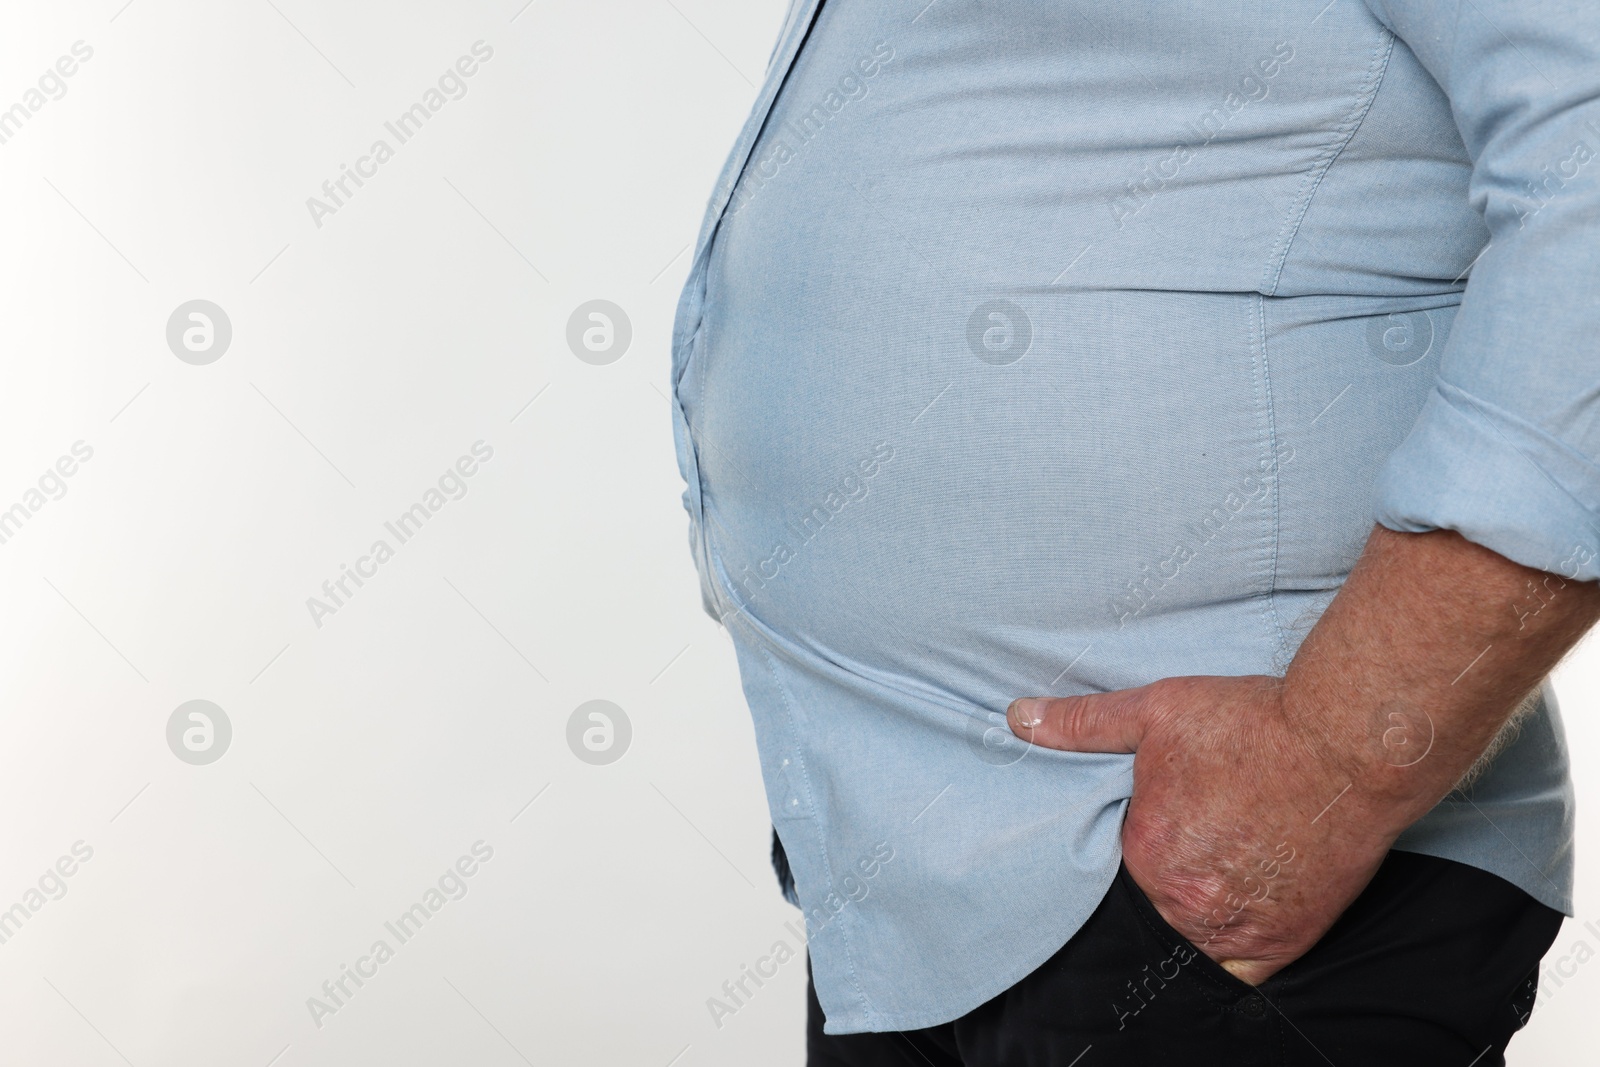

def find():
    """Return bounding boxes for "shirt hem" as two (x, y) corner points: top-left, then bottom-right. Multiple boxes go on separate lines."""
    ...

(818, 851), (1126, 1036)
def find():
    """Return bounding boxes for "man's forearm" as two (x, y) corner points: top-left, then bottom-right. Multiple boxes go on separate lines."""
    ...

(1284, 523), (1600, 842)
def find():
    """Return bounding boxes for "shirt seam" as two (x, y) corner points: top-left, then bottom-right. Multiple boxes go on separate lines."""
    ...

(703, 0), (827, 256)
(1261, 29), (1396, 295)
(768, 0), (807, 73)
(749, 635), (876, 1025)
(1252, 294), (1290, 670)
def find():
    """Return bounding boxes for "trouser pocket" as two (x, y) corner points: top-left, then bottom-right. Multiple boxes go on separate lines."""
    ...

(1114, 861), (1276, 1016)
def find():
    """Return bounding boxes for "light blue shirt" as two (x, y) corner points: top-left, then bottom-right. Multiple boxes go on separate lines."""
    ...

(669, 0), (1600, 1035)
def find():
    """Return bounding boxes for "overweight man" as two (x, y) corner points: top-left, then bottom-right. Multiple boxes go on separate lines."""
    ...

(667, 1), (1600, 1062)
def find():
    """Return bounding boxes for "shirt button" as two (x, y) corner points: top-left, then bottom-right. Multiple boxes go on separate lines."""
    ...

(1238, 994), (1266, 1018)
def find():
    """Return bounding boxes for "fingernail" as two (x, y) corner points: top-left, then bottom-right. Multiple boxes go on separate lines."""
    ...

(1010, 698), (1046, 728)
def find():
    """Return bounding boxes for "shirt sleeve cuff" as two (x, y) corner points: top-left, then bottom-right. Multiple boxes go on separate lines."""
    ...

(1372, 382), (1600, 582)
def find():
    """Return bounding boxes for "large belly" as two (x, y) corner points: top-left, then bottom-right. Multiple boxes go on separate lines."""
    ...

(683, 233), (1288, 701)
(675, 0), (1444, 703)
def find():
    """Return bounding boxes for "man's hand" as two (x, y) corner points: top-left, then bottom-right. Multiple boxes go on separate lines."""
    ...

(1008, 524), (1600, 985)
(1007, 674), (1393, 985)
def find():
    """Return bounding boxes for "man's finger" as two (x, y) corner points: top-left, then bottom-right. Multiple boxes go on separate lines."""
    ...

(1006, 688), (1150, 752)
(1220, 957), (1270, 986)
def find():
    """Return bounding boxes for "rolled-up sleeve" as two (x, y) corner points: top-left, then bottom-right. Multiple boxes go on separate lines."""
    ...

(1365, 0), (1600, 580)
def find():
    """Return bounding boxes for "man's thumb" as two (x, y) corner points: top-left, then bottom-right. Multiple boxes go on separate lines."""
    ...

(1006, 688), (1149, 753)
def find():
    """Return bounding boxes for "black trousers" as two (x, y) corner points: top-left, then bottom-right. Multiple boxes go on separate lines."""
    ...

(807, 850), (1561, 1066)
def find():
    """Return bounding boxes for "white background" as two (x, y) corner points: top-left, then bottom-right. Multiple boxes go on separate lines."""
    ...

(0, 2), (1594, 1064)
